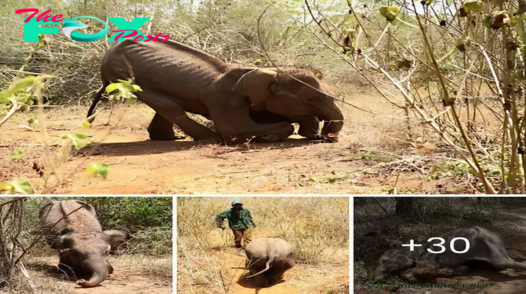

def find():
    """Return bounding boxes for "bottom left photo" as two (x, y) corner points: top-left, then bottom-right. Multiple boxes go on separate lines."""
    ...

(0, 197), (173, 294)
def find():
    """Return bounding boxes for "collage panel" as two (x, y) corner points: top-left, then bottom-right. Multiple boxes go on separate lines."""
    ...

(177, 197), (350, 293)
(354, 197), (526, 294)
(0, 197), (173, 294)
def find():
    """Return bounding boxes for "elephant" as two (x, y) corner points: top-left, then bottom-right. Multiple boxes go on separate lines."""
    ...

(244, 237), (294, 287)
(39, 200), (131, 287)
(374, 226), (526, 282)
(86, 39), (344, 144)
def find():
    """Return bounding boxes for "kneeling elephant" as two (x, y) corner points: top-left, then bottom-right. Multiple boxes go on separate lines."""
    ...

(87, 39), (344, 144)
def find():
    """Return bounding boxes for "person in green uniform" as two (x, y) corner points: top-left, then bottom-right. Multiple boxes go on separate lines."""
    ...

(216, 200), (256, 248)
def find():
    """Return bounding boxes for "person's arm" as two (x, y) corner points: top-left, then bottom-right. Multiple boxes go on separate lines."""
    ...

(215, 210), (229, 229)
(247, 210), (256, 227)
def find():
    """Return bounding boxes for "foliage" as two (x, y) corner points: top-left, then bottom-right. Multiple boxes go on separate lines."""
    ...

(307, 0), (526, 193)
(93, 197), (172, 232)
(105, 79), (142, 102)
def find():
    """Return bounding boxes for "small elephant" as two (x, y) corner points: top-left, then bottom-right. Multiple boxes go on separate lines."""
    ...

(244, 238), (294, 287)
(87, 40), (344, 144)
(39, 200), (131, 287)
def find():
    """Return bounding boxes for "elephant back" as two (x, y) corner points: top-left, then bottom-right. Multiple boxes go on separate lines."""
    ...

(40, 200), (103, 239)
(246, 238), (293, 259)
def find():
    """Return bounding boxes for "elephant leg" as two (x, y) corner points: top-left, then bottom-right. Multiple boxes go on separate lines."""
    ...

(136, 87), (220, 142)
(147, 112), (186, 141)
(295, 115), (322, 140)
(108, 263), (114, 275)
(59, 254), (82, 278)
(207, 99), (294, 144)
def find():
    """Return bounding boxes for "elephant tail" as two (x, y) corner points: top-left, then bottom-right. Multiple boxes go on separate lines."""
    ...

(244, 257), (273, 279)
(87, 81), (109, 122)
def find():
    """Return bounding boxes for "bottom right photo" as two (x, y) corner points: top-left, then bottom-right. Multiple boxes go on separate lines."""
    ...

(177, 197), (349, 294)
(355, 197), (526, 294)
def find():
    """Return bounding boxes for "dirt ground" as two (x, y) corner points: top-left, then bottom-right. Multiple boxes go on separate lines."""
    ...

(0, 87), (460, 194)
(356, 202), (526, 294)
(177, 226), (348, 294)
(22, 255), (172, 294)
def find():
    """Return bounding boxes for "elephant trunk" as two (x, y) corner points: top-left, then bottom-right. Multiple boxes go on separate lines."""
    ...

(319, 104), (344, 142)
(76, 258), (109, 287)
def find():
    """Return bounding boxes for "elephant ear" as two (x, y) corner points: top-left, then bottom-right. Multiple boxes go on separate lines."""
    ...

(102, 230), (132, 252)
(232, 68), (278, 111)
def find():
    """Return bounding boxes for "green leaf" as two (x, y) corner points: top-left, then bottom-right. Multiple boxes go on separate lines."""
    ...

(81, 120), (91, 129)
(86, 162), (109, 179)
(0, 90), (14, 103)
(62, 133), (90, 150)
(9, 76), (37, 93)
(379, 6), (399, 22)
(463, 1), (483, 13)
(27, 118), (38, 126)
(105, 80), (141, 102)
(10, 150), (23, 159)
(105, 83), (120, 94)
(0, 179), (34, 194)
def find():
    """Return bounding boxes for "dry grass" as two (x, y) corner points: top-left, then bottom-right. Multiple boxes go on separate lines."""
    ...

(177, 197), (349, 293)
(10, 254), (173, 294)
(0, 79), (481, 195)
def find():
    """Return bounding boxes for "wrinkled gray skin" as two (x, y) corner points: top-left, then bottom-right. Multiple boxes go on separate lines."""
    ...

(39, 200), (131, 287)
(244, 238), (294, 287)
(375, 226), (526, 281)
(87, 39), (344, 144)
(102, 230), (133, 254)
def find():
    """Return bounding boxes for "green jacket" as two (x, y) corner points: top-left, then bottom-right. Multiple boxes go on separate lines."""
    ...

(216, 208), (256, 230)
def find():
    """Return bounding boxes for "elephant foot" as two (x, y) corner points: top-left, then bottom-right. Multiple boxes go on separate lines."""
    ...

(321, 133), (339, 143)
(149, 132), (186, 141)
(254, 133), (287, 143)
(195, 137), (222, 145)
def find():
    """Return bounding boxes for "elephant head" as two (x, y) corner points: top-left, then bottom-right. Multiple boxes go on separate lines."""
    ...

(52, 230), (128, 287)
(233, 67), (344, 141)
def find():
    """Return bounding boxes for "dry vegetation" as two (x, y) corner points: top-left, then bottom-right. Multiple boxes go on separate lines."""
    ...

(177, 197), (349, 294)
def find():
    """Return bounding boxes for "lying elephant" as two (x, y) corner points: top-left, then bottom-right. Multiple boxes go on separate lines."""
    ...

(244, 237), (294, 287)
(39, 200), (131, 287)
(87, 39), (344, 144)
(375, 226), (526, 282)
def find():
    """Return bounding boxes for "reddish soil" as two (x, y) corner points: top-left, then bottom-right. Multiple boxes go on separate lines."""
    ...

(178, 227), (348, 294)
(0, 105), (443, 194)
(27, 256), (171, 294)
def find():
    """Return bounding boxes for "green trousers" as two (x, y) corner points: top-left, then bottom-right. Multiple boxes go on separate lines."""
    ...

(231, 227), (253, 247)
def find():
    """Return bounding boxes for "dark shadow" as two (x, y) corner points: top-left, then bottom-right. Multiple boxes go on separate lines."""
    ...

(25, 260), (78, 282)
(236, 274), (285, 289)
(461, 260), (526, 283)
(75, 138), (322, 157)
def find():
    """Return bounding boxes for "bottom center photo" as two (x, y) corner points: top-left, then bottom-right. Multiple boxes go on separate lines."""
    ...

(177, 197), (349, 294)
